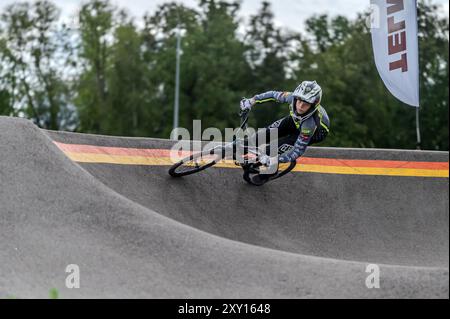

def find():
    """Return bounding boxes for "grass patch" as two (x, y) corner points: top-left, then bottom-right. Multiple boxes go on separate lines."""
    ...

(49, 288), (59, 299)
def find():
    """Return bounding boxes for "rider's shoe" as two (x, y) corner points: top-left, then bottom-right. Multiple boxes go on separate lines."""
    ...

(242, 163), (261, 174)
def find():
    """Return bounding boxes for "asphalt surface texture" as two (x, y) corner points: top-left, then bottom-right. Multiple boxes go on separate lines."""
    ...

(1, 116), (448, 298)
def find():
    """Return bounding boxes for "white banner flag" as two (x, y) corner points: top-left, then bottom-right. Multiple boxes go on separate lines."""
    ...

(370, 0), (420, 107)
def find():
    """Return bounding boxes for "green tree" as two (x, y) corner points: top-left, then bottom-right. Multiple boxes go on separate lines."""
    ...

(105, 15), (150, 136)
(416, 1), (449, 150)
(75, 0), (115, 133)
(0, 0), (446, 150)
(0, 0), (74, 130)
(293, 14), (371, 147)
(143, 0), (251, 137)
(141, 2), (201, 137)
(184, 0), (250, 131)
(0, 36), (13, 115)
(0, 89), (12, 116)
(291, 3), (448, 150)
(245, 1), (294, 128)
(0, 2), (37, 121)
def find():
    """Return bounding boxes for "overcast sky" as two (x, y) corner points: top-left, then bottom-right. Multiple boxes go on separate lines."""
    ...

(0, 0), (448, 32)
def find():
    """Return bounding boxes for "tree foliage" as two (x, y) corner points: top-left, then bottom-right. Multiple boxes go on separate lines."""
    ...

(0, 0), (448, 150)
(0, 0), (75, 130)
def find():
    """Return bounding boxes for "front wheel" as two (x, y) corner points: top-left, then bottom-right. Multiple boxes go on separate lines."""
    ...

(168, 147), (226, 177)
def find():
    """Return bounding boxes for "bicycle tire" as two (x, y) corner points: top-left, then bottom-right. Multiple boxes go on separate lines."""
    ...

(243, 161), (297, 186)
(168, 147), (226, 177)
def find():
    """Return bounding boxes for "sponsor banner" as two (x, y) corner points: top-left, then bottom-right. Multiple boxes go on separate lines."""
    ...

(371, 0), (420, 107)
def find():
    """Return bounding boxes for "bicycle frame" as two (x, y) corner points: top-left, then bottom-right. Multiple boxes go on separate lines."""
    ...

(169, 108), (297, 183)
(199, 109), (262, 166)
(232, 109), (262, 166)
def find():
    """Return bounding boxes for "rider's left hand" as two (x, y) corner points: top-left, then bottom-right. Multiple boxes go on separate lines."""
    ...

(240, 98), (255, 111)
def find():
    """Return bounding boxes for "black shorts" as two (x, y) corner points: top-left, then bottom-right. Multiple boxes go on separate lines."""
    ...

(254, 116), (327, 156)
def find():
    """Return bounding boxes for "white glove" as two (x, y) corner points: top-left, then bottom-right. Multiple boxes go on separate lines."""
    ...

(259, 154), (271, 167)
(240, 98), (255, 111)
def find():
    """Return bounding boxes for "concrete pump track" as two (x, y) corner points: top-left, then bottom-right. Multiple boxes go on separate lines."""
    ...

(0, 116), (448, 298)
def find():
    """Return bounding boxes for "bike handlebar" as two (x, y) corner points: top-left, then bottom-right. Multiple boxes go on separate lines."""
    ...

(239, 109), (250, 129)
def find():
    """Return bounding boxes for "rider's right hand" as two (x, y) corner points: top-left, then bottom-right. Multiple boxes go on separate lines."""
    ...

(240, 98), (255, 111)
(259, 154), (271, 167)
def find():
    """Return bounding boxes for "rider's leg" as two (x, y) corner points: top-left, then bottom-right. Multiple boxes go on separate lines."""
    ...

(262, 116), (299, 157)
(256, 118), (299, 177)
(243, 116), (298, 178)
(248, 116), (296, 149)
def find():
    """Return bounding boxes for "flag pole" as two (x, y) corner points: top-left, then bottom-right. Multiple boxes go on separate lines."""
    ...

(416, 107), (421, 150)
(172, 8), (182, 140)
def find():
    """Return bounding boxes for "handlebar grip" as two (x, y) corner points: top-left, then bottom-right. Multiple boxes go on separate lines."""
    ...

(239, 109), (250, 118)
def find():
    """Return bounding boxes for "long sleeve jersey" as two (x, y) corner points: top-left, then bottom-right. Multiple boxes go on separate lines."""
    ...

(253, 91), (330, 163)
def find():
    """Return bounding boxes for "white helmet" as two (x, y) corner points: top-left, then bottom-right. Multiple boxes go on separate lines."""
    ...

(292, 81), (322, 107)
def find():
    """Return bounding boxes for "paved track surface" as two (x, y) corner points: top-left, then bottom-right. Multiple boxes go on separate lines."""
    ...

(1, 116), (449, 298)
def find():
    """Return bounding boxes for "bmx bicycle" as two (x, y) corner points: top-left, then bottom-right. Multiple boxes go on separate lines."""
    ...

(168, 109), (297, 186)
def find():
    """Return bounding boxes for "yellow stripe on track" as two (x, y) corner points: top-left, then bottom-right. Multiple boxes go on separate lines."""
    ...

(66, 152), (172, 166)
(64, 152), (449, 178)
(293, 164), (449, 178)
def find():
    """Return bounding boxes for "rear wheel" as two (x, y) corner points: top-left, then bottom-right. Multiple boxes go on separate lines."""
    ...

(243, 161), (297, 186)
(275, 161), (297, 179)
(169, 147), (226, 177)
